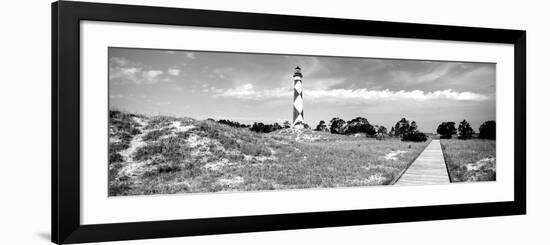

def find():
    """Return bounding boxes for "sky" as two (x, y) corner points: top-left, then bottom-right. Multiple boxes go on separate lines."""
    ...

(109, 47), (496, 133)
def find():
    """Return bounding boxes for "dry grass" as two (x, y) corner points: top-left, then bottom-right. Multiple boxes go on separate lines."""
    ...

(108, 111), (430, 196)
(440, 139), (496, 182)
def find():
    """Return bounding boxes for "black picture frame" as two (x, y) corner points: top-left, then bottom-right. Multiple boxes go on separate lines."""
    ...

(52, 1), (526, 244)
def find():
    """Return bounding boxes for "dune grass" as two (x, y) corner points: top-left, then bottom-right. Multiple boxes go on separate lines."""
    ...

(108, 111), (430, 196)
(440, 139), (496, 182)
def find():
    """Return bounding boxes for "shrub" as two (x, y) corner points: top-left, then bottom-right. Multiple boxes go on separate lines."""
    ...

(346, 117), (376, 136)
(157, 163), (182, 173)
(315, 120), (328, 131)
(329, 117), (347, 134)
(401, 131), (428, 142)
(109, 110), (142, 135)
(250, 122), (282, 133)
(142, 128), (173, 141)
(133, 142), (164, 162)
(217, 119), (249, 128)
(144, 116), (173, 130)
(240, 142), (271, 156)
(283, 121), (291, 128)
(109, 152), (124, 163)
(130, 127), (142, 135)
(437, 122), (457, 139)
(377, 126), (387, 135)
(479, 120), (496, 140)
(109, 181), (131, 196)
(109, 141), (130, 164)
(458, 120), (474, 140)
(393, 118), (410, 136)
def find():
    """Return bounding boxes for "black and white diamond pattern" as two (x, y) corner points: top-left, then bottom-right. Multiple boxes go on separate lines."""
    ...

(293, 70), (304, 127)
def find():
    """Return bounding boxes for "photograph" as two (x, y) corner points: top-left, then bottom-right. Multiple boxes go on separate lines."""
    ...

(108, 47), (497, 197)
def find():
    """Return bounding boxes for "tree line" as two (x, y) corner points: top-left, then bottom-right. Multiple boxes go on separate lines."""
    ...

(213, 117), (496, 141)
(437, 120), (495, 140)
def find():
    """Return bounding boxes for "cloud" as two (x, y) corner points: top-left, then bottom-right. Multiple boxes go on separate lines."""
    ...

(167, 68), (181, 76)
(307, 88), (489, 102)
(120, 67), (140, 75)
(109, 57), (172, 84)
(212, 85), (489, 102)
(185, 52), (196, 59)
(207, 67), (233, 80)
(415, 63), (460, 83)
(110, 57), (129, 66)
(211, 83), (291, 100)
(145, 70), (163, 78)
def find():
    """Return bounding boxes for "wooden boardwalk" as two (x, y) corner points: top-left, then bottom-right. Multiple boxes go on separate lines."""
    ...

(394, 140), (450, 186)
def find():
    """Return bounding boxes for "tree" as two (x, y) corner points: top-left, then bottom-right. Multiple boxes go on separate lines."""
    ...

(388, 126), (395, 137)
(364, 124), (376, 136)
(346, 117), (376, 136)
(437, 122), (457, 139)
(377, 126), (387, 135)
(250, 122), (263, 133)
(478, 120), (496, 140)
(283, 121), (291, 129)
(250, 122), (282, 133)
(458, 120), (474, 140)
(409, 121), (418, 132)
(375, 126), (388, 140)
(402, 131), (428, 142)
(393, 118), (410, 136)
(315, 120), (328, 132)
(272, 122), (282, 131)
(329, 117), (347, 134)
(217, 119), (248, 128)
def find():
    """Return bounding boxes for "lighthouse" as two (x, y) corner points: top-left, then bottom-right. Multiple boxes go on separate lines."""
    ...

(292, 66), (304, 128)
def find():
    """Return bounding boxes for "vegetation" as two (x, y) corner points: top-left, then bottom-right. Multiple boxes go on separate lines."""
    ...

(283, 121), (291, 128)
(402, 131), (428, 142)
(457, 120), (474, 140)
(437, 122), (457, 139)
(440, 139), (496, 182)
(375, 126), (388, 140)
(479, 120), (496, 140)
(329, 117), (347, 134)
(391, 118), (411, 137)
(108, 109), (497, 196)
(108, 111), (430, 196)
(325, 117), (377, 136)
(386, 118), (428, 142)
(250, 122), (283, 133)
(217, 119), (249, 128)
(315, 120), (328, 132)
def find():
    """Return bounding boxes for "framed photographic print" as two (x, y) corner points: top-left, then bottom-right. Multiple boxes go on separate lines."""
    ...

(52, 1), (526, 244)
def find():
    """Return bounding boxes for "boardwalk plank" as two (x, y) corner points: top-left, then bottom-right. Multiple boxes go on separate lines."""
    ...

(394, 139), (450, 186)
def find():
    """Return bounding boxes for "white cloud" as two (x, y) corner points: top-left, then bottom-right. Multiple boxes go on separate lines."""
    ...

(121, 67), (140, 75)
(111, 67), (171, 84)
(185, 52), (196, 59)
(207, 67), (233, 79)
(109, 56), (173, 84)
(212, 84), (291, 100)
(110, 57), (129, 66)
(212, 85), (489, 102)
(307, 88), (489, 102)
(167, 68), (181, 76)
(145, 70), (163, 78)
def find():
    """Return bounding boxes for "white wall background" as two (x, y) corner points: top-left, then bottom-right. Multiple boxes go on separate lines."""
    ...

(0, 0), (547, 244)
